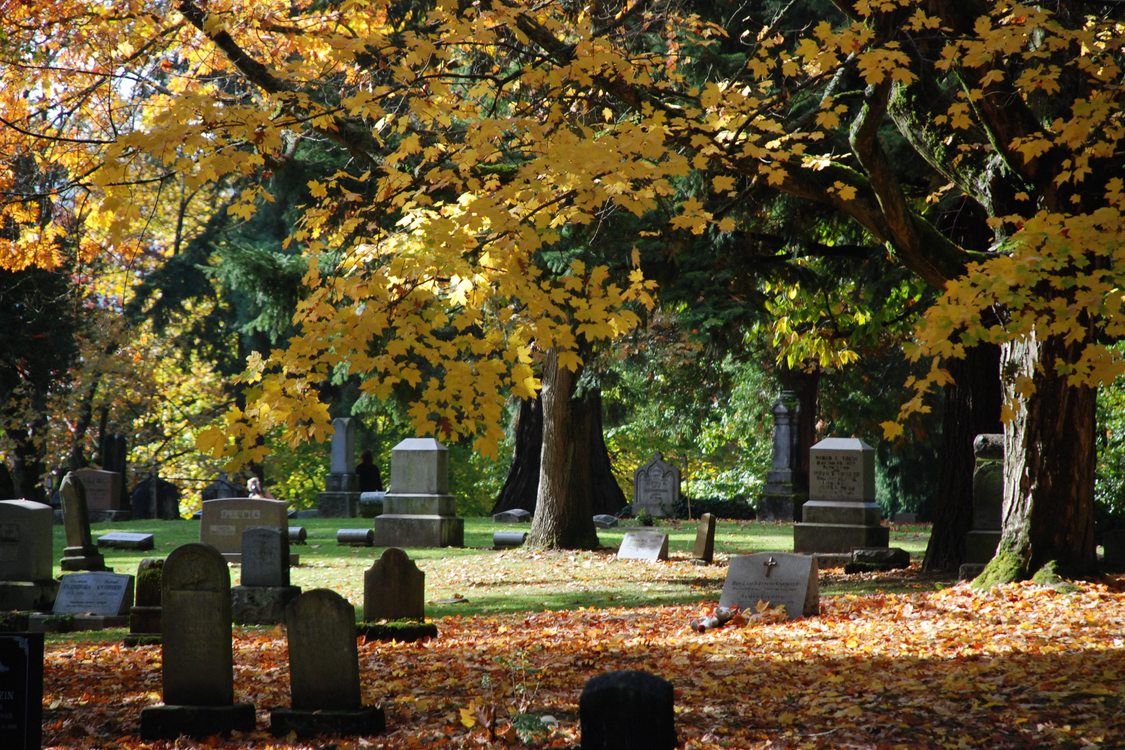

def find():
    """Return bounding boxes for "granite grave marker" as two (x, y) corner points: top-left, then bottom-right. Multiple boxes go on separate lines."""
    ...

(0, 499), (58, 611)
(719, 552), (819, 619)
(363, 547), (425, 622)
(617, 530), (669, 562)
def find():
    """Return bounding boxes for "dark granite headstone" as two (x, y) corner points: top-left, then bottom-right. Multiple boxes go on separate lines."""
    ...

(0, 632), (43, 750)
(140, 544), (254, 739)
(579, 670), (676, 750)
(363, 547), (424, 622)
(58, 473), (109, 572)
(231, 528), (299, 626)
(692, 513), (716, 564)
(269, 589), (384, 737)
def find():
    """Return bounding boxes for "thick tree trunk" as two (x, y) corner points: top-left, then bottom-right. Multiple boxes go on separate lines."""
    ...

(491, 398), (543, 514)
(526, 351), (602, 549)
(923, 343), (1002, 571)
(977, 333), (1097, 584)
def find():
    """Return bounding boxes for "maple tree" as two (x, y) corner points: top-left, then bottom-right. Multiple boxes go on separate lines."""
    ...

(2, 1), (1122, 574)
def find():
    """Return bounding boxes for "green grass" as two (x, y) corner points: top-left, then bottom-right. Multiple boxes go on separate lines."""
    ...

(54, 516), (944, 639)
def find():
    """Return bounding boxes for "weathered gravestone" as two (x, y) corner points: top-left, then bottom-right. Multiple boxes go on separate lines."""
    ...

(693, 513), (717, 564)
(758, 391), (806, 521)
(199, 497), (291, 563)
(617, 530), (669, 562)
(358, 490), (385, 518)
(363, 547), (424, 622)
(317, 417), (362, 518)
(130, 475), (181, 520)
(372, 438), (464, 548)
(579, 670), (676, 750)
(72, 467), (127, 519)
(633, 453), (680, 518)
(140, 544), (255, 739)
(0, 500), (58, 611)
(124, 558), (162, 647)
(960, 433), (1004, 579)
(719, 552), (819, 619)
(200, 474), (244, 502)
(52, 572), (134, 622)
(0, 632), (43, 750)
(337, 528), (375, 546)
(492, 508), (531, 523)
(58, 473), (110, 573)
(96, 532), (154, 551)
(269, 589), (385, 738)
(793, 437), (888, 557)
(592, 514), (619, 529)
(231, 528), (300, 625)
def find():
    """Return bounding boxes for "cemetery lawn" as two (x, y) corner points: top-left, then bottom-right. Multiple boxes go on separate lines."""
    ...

(41, 519), (1125, 749)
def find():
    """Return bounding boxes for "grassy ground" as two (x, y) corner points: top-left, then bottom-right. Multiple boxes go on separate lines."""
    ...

(59, 517), (944, 632)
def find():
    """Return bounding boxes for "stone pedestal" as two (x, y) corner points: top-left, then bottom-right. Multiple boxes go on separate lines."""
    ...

(317, 473), (361, 517)
(372, 439), (464, 548)
(140, 703), (256, 740)
(758, 391), (807, 522)
(231, 585), (301, 625)
(60, 545), (110, 573)
(793, 438), (888, 555)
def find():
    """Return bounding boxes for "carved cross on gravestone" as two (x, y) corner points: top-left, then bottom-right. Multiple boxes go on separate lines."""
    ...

(763, 556), (778, 578)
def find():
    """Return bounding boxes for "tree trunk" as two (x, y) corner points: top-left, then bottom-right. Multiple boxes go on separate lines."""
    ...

(526, 350), (602, 549)
(491, 398), (543, 514)
(977, 333), (1097, 584)
(923, 342), (1002, 571)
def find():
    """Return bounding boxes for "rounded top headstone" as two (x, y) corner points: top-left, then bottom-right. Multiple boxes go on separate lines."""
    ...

(163, 543), (230, 592)
(973, 433), (1004, 459)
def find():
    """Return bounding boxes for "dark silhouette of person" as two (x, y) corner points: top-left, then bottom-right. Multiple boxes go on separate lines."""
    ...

(356, 450), (384, 492)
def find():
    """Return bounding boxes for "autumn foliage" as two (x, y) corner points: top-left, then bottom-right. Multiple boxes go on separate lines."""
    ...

(43, 575), (1125, 749)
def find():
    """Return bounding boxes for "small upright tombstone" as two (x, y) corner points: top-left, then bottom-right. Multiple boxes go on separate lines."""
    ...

(231, 528), (301, 625)
(633, 453), (680, 518)
(372, 438), (464, 548)
(58, 473), (110, 573)
(0, 631), (44, 750)
(140, 544), (255, 740)
(692, 513), (716, 564)
(363, 547), (424, 622)
(719, 552), (819, 619)
(269, 589), (385, 738)
(617, 530), (669, 562)
(758, 391), (806, 521)
(317, 417), (362, 518)
(200, 474), (244, 503)
(793, 438), (888, 557)
(0, 499), (59, 611)
(124, 558), (163, 647)
(960, 433), (1004, 579)
(579, 670), (677, 750)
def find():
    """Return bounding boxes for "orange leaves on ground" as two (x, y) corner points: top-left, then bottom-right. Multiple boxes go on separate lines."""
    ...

(41, 578), (1125, 749)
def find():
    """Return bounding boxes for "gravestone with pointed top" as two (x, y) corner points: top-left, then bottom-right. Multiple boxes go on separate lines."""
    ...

(269, 589), (385, 737)
(0, 499), (59, 611)
(372, 438), (464, 548)
(140, 543), (255, 739)
(363, 547), (425, 622)
(758, 391), (807, 521)
(59, 473), (110, 573)
(793, 438), (888, 557)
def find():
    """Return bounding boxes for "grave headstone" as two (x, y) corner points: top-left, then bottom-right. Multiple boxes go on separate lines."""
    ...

(317, 417), (362, 517)
(0, 500), (58, 611)
(72, 468), (126, 517)
(125, 558), (162, 647)
(363, 547), (425, 622)
(579, 670), (676, 750)
(372, 438), (464, 548)
(96, 532), (155, 551)
(692, 513), (716, 564)
(758, 391), (806, 521)
(130, 476), (181, 520)
(633, 453), (680, 518)
(793, 438), (888, 556)
(52, 572), (134, 617)
(200, 474), (244, 503)
(492, 509), (531, 523)
(846, 547), (911, 573)
(0, 632), (43, 750)
(719, 552), (819, 619)
(58, 473), (110, 572)
(140, 543), (255, 739)
(960, 433), (1004, 579)
(617, 530), (669, 562)
(337, 528), (374, 546)
(199, 497), (290, 563)
(231, 528), (300, 625)
(270, 589), (385, 737)
(592, 514), (619, 529)
(288, 526), (307, 544)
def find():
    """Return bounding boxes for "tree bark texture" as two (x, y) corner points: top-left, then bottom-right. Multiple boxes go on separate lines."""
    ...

(923, 343), (1002, 571)
(491, 398), (543, 515)
(986, 334), (1097, 579)
(527, 351), (603, 549)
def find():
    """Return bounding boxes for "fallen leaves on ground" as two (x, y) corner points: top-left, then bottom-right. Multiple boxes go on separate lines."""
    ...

(43, 578), (1125, 749)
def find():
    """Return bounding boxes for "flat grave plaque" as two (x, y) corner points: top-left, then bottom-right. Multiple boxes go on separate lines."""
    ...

(52, 572), (134, 616)
(96, 532), (155, 551)
(617, 531), (669, 562)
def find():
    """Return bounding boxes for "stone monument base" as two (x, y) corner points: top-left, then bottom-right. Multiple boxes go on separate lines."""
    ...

(140, 703), (256, 740)
(269, 706), (385, 738)
(231, 585), (302, 625)
(372, 515), (464, 548)
(793, 523), (889, 554)
(60, 545), (110, 572)
(964, 529), (1001, 564)
(316, 491), (360, 518)
(0, 580), (59, 611)
(128, 605), (161, 634)
(757, 492), (805, 522)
